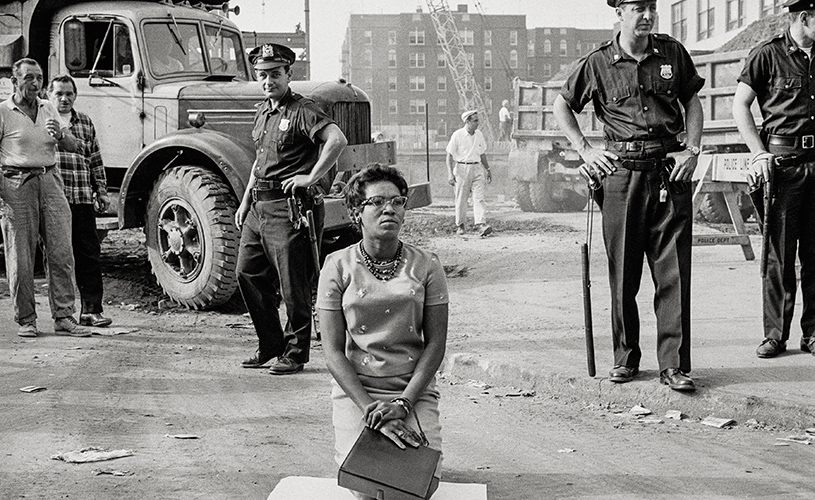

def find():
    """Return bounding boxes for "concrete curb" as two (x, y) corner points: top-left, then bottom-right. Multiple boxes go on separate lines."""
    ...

(441, 352), (815, 430)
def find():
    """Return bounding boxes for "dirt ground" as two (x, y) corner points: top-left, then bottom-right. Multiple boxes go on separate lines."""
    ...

(4, 203), (812, 499)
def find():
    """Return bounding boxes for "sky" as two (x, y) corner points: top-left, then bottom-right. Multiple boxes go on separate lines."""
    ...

(231, 0), (618, 81)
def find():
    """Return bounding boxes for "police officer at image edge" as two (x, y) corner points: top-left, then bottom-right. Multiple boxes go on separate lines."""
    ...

(553, 0), (705, 391)
(732, 0), (815, 359)
(235, 42), (348, 374)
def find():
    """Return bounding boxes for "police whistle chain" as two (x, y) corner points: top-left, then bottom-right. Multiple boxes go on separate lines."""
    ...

(581, 172), (598, 378)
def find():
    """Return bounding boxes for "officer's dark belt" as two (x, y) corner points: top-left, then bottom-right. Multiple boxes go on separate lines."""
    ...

(767, 134), (815, 167)
(606, 136), (679, 153)
(252, 178), (287, 202)
(617, 158), (674, 171)
(457, 161), (480, 164)
(1, 165), (55, 175)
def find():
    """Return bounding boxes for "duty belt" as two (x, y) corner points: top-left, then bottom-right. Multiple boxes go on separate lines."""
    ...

(252, 178), (287, 202)
(605, 136), (680, 154)
(767, 133), (815, 150)
(617, 157), (675, 171)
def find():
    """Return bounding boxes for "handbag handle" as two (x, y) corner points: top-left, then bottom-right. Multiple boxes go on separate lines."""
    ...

(391, 397), (428, 446)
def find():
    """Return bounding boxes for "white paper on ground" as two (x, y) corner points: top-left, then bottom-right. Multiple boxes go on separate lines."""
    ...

(267, 476), (488, 500)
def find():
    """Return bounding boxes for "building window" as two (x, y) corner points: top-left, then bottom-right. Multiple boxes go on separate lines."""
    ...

(438, 98), (447, 114)
(576, 41), (582, 56)
(559, 40), (568, 56)
(672, 1), (688, 43)
(466, 52), (474, 68)
(437, 53), (446, 68)
(437, 120), (448, 137)
(409, 29), (425, 45)
(760, 0), (783, 17)
(484, 50), (492, 68)
(364, 75), (372, 90)
(412, 12), (421, 21)
(410, 53), (426, 68)
(543, 39), (551, 53)
(409, 99), (426, 114)
(697, 0), (714, 41)
(484, 75), (492, 91)
(437, 76), (447, 91)
(362, 50), (372, 67)
(409, 75), (426, 91)
(528, 42), (535, 57)
(726, 0), (744, 31)
(461, 29), (474, 46)
(363, 31), (372, 45)
(484, 30), (492, 46)
(388, 31), (397, 45)
(388, 50), (397, 68)
(560, 63), (568, 73)
(389, 99), (398, 114)
(462, 13), (470, 22)
(544, 28), (551, 35)
(543, 63), (551, 78)
(388, 75), (397, 91)
(509, 50), (518, 69)
(510, 30), (518, 46)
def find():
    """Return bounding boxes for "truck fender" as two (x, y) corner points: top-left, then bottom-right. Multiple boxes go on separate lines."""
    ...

(118, 128), (253, 229)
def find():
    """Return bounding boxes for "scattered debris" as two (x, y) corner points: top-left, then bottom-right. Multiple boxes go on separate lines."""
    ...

(121, 303), (141, 311)
(92, 468), (134, 476)
(700, 417), (736, 429)
(629, 405), (652, 416)
(467, 380), (491, 390)
(665, 410), (685, 421)
(52, 447), (135, 463)
(773, 442), (791, 447)
(806, 428), (815, 435)
(92, 327), (138, 336)
(165, 434), (200, 439)
(776, 436), (814, 445)
(226, 323), (255, 329)
(557, 448), (576, 453)
(19, 386), (46, 393)
(640, 417), (664, 425)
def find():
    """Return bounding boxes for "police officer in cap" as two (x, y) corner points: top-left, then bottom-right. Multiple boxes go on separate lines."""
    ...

(553, 0), (704, 390)
(236, 43), (348, 373)
(733, 0), (815, 359)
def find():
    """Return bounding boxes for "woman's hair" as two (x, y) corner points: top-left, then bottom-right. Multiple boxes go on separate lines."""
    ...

(344, 163), (409, 212)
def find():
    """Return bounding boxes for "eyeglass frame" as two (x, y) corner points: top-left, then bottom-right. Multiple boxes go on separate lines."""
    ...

(359, 195), (409, 209)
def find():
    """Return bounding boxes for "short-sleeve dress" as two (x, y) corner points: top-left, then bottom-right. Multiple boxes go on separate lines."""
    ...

(316, 241), (448, 477)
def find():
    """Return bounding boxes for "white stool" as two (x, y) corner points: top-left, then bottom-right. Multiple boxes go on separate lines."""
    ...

(267, 476), (488, 500)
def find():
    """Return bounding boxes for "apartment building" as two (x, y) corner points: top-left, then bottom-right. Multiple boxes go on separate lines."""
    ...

(341, 5), (526, 148)
(526, 27), (613, 81)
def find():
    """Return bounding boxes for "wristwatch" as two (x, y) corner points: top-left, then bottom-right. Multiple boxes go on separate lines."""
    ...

(686, 145), (701, 156)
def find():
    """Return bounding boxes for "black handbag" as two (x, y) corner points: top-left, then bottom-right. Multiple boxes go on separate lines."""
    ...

(338, 413), (440, 500)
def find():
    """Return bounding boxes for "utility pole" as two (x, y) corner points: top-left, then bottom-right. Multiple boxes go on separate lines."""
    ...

(304, 0), (311, 80)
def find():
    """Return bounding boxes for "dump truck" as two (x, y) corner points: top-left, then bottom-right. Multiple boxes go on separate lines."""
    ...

(508, 44), (762, 223)
(0, 0), (431, 309)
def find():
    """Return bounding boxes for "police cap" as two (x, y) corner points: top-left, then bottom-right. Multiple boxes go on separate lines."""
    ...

(784, 0), (815, 12)
(606, 0), (656, 6)
(249, 43), (295, 70)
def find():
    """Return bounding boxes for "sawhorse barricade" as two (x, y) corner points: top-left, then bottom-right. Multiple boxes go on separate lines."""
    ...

(691, 153), (755, 261)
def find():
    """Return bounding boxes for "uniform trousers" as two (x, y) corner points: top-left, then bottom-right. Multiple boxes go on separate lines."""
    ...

(70, 203), (104, 314)
(761, 148), (815, 343)
(601, 160), (693, 372)
(236, 196), (324, 364)
(453, 162), (487, 227)
(0, 168), (76, 324)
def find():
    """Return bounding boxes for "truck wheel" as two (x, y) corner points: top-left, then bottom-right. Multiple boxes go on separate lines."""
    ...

(697, 192), (755, 224)
(528, 180), (557, 212)
(145, 166), (238, 309)
(514, 181), (534, 212)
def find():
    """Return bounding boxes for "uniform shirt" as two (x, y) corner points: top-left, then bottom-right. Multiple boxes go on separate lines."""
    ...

(317, 242), (448, 378)
(0, 97), (64, 167)
(738, 29), (815, 137)
(446, 127), (487, 163)
(251, 88), (334, 180)
(561, 33), (704, 142)
(56, 109), (107, 205)
(499, 106), (511, 123)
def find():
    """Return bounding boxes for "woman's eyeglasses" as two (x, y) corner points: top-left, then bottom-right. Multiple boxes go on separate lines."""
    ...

(360, 195), (409, 209)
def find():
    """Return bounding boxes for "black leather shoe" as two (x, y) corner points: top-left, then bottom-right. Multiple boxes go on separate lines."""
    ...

(80, 313), (112, 327)
(609, 365), (638, 383)
(268, 357), (304, 375)
(801, 337), (815, 355)
(660, 368), (695, 392)
(756, 339), (786, 358)
(241, 351), (274, 368)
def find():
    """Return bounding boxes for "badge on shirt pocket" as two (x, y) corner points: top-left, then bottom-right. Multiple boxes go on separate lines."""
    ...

(660, 64), (673, 80)
(279, 118), (290, 132)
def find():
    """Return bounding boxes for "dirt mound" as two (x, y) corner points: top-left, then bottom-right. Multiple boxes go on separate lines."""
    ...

(717, 14), (789, 52)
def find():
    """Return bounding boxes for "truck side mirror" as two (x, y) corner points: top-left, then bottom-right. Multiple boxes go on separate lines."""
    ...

(63, 18), (87, 71)
(136, 70), (145, 91)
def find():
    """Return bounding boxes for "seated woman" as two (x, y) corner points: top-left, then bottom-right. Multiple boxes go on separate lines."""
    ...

(317, 164), (448, 500)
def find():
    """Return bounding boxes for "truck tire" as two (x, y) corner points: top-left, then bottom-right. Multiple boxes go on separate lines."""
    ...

(528, 179), (587, 212)
(697, 192), (755, 224)
(514, 181), (534, 212)
(145, 166), (238, 309)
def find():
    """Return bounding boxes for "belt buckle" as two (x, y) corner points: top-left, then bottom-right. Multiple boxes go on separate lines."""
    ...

(626, 142), (642, 152)
(803, 135), (815, 149)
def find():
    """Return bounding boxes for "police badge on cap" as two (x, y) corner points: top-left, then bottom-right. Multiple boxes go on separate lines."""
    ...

(249, 43), (296, 70)
(784, 0), (815, 12)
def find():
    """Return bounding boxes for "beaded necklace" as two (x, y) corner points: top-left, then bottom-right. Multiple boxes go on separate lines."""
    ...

(359, 241), (403, 281)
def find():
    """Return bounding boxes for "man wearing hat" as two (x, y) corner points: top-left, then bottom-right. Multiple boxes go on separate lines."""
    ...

(733, 0), (815, 359)
(553, 0), (704, 391)
(446, 110), (493, 237)
(236, 43), (348, 374)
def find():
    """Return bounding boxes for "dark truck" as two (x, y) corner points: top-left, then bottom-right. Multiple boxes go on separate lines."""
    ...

(0, 0), (430, 308)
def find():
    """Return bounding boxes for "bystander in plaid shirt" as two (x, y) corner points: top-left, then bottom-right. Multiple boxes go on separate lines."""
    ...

(55, 109), (107, 205)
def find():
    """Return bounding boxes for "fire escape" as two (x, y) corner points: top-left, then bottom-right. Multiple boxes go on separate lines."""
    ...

(425, 0), (494, 142)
